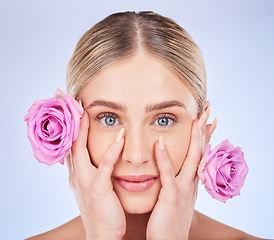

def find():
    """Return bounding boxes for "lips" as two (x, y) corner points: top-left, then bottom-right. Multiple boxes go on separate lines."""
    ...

(113, 175), (158, 192)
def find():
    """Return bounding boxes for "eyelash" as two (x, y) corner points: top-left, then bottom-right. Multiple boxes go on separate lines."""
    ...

(96, 112), (177, 128)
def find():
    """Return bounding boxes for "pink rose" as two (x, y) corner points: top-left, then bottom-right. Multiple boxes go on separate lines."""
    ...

(198, 139), (249, 203)
(24, 89), (84, 166)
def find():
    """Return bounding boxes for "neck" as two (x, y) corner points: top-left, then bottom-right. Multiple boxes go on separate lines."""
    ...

(122, 211), (151, 240)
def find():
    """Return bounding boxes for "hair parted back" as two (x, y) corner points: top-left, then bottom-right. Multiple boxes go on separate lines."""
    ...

(66, 11), (206, 112)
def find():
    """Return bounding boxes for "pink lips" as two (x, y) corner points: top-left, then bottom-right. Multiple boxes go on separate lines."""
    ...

(114, 175), (158, 192)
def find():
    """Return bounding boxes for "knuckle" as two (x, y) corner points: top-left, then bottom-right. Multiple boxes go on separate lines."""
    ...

(101, 154), (114, 167)
(106, 147), (117, 160)
(102, 155), (111, 165)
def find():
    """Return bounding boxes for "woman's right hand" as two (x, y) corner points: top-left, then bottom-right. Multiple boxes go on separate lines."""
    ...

(66, 111), (126, 240)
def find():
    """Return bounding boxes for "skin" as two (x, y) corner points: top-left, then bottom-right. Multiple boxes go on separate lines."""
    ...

(25, 53), (266, 240)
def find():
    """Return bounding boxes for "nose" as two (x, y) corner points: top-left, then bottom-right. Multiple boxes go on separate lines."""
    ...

(121, 127), (151, 165)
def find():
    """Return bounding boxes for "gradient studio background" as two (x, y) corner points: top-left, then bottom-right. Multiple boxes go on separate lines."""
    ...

(1, 1), (273, 239)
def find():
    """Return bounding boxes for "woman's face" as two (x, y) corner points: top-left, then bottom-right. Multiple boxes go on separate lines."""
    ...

(79, 54), (199, 214)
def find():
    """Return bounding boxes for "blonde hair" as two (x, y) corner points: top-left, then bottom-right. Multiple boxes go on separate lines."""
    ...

(66, 11), (206, 112)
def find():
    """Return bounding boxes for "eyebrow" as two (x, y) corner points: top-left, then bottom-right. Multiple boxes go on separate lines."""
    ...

(86, 99), (187, 112)
(145, 100), (187, 112)
(86, 100), (127, 112)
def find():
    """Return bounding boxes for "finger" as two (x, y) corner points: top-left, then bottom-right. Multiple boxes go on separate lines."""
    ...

(209, 117), (217, 135)
(155, 136), (177, 194)
(198, 106), (210, 152)
(71, 110), (89, 155)
(66, 150), (76, 189)
(178, 120), (202, 183)
(66, 149), (73, 176)
(204, 118), (217, 149)
(198, 105), (210, 134)
(71, 111), (95, 174)
(95, 128), (125, 186)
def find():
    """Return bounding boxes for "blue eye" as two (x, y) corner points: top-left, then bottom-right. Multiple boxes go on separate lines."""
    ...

(154, 114), (176, 127)
(102, 116), (117, 126)
(96, 113), (119, 126)
(156, 117), (173, 126)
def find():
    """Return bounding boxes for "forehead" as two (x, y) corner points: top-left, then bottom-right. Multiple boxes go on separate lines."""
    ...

(79, 54), (198, 113)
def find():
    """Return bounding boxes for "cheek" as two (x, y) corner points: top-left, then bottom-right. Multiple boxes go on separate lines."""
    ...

(87, 124), (117, 167)
(165, 124), (192, 175)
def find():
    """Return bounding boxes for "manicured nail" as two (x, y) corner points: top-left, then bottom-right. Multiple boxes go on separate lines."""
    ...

(159, 136), (165, 151)
(115, 128), (124, 143)
(205, 105), (210, 113)
(77, 99), (83, 107)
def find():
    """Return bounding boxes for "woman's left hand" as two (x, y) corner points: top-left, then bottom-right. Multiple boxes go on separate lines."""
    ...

(146, 109), (216, 240)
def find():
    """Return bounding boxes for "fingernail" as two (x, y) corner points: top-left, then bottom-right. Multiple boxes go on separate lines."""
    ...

(205, 105), (210, 113)
(77, 99), (83, 107)
(159, 136), (165, 151)
(115, 128), (124, 143)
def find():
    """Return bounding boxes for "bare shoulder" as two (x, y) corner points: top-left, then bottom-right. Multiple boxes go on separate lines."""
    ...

(24, 216), (85, 240)
(189, 210), (265, 240)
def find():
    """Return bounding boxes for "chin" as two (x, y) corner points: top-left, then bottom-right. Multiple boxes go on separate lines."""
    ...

(121, 194), (157, 214)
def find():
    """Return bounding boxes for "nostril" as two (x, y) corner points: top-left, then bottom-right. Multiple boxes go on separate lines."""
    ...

(125, 158), (149, 164)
